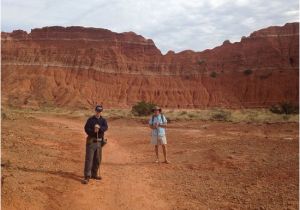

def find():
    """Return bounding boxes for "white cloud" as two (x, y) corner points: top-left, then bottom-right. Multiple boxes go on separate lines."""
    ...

(284, 10), (299, 16)
(1, 0), (299, 53)
(242, 17), (256, 29)
(209, 0), (231, 9)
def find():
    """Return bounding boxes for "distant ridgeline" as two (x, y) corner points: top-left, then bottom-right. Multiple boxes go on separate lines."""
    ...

(1, 23), (299, 108)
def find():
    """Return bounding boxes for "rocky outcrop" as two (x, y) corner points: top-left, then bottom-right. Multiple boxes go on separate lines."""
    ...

(1, 23), (299, 108)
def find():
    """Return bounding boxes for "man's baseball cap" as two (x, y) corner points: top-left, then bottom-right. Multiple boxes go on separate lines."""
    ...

(95, 105), (103, 112)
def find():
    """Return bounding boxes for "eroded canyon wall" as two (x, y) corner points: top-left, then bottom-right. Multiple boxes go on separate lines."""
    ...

(1, 23), (299, 108)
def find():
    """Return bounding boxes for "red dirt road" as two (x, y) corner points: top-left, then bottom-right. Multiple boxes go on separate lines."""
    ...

(1, 112), (299, 210)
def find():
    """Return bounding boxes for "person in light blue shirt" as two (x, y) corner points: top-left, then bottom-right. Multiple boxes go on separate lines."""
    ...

(149, 106), (169, 164)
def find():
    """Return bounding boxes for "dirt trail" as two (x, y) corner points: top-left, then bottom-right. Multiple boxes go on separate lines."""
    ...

(2, 111), (299, 210)
(34, 116), (170, 210)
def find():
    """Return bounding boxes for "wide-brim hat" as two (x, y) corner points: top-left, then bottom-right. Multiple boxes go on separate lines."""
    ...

(152, 106), (162, 112)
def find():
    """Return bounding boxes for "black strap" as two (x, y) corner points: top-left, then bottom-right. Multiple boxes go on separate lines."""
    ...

(151, 115), (154, 125)
(161, 114), (166, 124)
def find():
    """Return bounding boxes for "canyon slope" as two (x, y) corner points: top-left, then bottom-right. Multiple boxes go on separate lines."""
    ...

(1, 23), (299, 108)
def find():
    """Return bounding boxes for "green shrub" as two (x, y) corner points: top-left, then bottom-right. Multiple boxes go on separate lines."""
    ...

(1, 112), (7, 120)
(187, 113), (196, 118)
(179, 111), (187, 115)
(166, 117), (171, 123)
(270, 105), (282, 114)
(1, 160), (11, 168)
(211, 110), (231, 121)
(197, 59), (205, 65)
(270, 102), (299, 115)
(210, 71), (217, 78)
(259, 72), (272, 80)
(243, 69), (253, 75)
(283, 115), (290, 120)
(131, 101), (157, 116)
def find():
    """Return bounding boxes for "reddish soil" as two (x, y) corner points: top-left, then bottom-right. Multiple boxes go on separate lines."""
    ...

(1, 112), (299, 210)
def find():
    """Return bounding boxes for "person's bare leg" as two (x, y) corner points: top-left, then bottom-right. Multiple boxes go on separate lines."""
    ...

(155, 145), (159, 163)
(162, 145), (169, 163)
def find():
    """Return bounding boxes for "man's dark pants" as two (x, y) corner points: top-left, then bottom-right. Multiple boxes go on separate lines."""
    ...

(84, 137), (102, 178)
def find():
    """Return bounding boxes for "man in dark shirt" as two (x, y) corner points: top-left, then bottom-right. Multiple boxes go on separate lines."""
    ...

(82, 105), (108, 184)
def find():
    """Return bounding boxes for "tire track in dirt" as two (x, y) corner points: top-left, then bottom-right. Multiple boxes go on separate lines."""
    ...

(35, 115), (170, 210)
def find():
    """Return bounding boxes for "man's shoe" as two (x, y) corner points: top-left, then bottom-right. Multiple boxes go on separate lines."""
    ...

(91, 175), (102, 180)
(81, 177), (90, 184)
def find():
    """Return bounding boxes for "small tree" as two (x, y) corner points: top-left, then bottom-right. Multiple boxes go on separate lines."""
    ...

(243, 69), (253, 75)
(211, 110), (231, 121)
(1, 112), (7, 120)
(197, 59), (205, 65)
(131, 101), (157, 116)
(210, 71), (217, 78)
(270, 102), (299, 115)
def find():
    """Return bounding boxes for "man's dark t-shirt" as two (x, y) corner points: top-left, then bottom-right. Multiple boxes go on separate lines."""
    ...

(84, 115), (108, 138)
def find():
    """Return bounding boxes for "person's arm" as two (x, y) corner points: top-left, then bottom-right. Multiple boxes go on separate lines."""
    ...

(100, 119), (108, 132)
(84, 118), (94, 136)
(149, 118), (153, 129)
(149, 124), (156, 129)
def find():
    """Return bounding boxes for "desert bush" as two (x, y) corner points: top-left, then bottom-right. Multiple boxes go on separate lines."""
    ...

(131, 101), (157, 116)
(210, 71), (217, 78)
(1, 112), (7, 120)
(259, 72), (272, 80)
(283, 115), (290, 120)
(270, 102), (299, 115)
(179, 111), (188, 115)
(243, 69), (253, 75)
(223, 40), (231, 45)
(165, 116), (171, 123)
(1, 160), (11, 168)
(187, 113), (197, 118)
(270, 105), (282, 114)
(197, 59), (205, 65)
(211, 110), (231, 121)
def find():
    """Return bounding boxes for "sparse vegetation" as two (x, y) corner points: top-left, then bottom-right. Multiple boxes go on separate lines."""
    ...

(163, 108), (298, 123)
(259, 72), (272, 80)
(2, 105), (298, 123)
(1, 160), (11, 168)
(179, 111), (188, 115)
(187, 113), (197, 118)
(197, 59), (205, 65)
(131, 101), (157, 116)
(210, 71), (217, 78)
(243, 69), (253, 75)
(165, 116), (171, 123)
(210, 110), (231, 121)
(223, 40), (231, 45)
(1, 112), (7, 120)
(270, 102), (299, 115)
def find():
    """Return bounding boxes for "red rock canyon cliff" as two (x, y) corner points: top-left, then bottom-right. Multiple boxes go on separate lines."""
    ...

(1, 23), (299, 108)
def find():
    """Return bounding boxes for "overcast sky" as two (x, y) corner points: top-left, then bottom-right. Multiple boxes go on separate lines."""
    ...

(1, 0), (299, 53)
